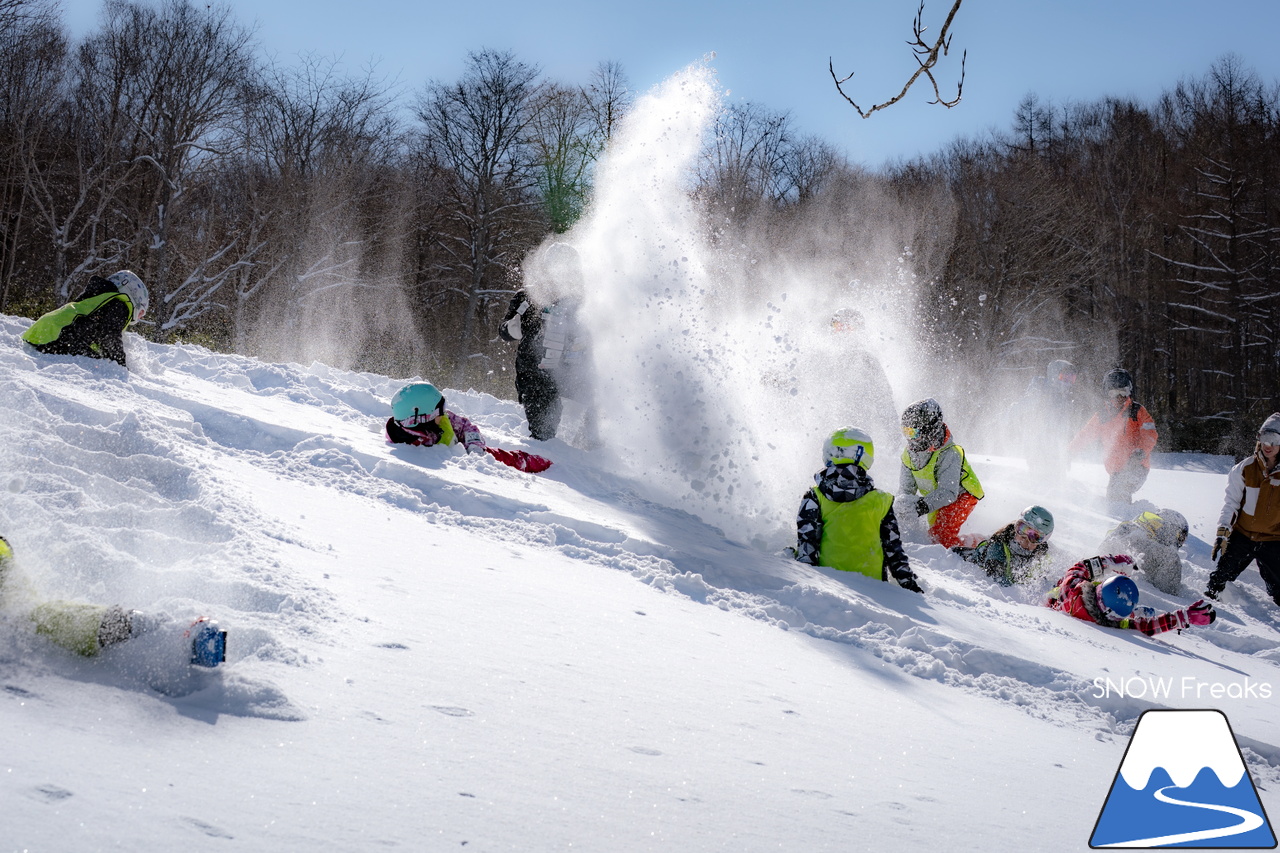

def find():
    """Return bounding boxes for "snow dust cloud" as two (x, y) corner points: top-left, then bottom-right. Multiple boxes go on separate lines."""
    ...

(551, 62), (956, 547)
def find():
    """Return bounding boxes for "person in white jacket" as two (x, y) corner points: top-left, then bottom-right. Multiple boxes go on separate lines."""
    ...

(1205, 413), (1280, 606)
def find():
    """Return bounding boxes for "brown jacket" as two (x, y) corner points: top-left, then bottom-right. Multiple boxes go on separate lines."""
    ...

(1217, 449), (1280, 542)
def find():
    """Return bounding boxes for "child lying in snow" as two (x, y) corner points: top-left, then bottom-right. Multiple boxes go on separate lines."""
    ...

(384, 383), (552, 474)
(1046, 554), (1214, 636)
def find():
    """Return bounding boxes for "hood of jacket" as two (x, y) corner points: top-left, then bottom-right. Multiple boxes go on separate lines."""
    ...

(814, 461), (877, 503)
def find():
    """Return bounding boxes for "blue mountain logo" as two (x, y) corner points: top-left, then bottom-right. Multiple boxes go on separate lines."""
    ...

(1091, 709), (1276, 848)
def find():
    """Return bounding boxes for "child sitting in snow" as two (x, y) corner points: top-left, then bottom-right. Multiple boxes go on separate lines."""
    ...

(385, 382), (551, 473)
(952, 505), (1054, 586)
(794, 427), (923, 592)
(1046, 554), (1214, 636)
(1097, 508), (1187, 596)
(898, 398), (984, 548)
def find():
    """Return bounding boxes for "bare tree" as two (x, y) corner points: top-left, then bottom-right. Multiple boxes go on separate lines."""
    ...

(830, 0), (966, 118)
(233, 51), (404, 357)
(699, 101), (796, 216)
(0, 0), (63, 309)
(583, 60), (632, 157)
(72, 0), (256, 333)
(529, 82), (592, 233)
(415, 49), (545, 385)
(1154, 56), (1280, 437)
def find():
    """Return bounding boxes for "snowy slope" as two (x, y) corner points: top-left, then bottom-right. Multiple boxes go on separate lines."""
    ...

(3, 316), (1280, 852)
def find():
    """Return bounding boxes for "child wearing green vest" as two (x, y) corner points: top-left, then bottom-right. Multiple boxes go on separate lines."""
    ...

(22, 271), (149, 368)
(898, 398), (984, 548)
(794, 427), (923, 592)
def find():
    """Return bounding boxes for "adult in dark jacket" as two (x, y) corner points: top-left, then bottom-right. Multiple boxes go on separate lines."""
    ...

(498, 243), (593, 442)
(22, 270), (148, 368)
(499, 288), (561, 440)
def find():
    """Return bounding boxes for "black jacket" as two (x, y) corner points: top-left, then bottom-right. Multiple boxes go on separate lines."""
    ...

(28, 277), (131, 366)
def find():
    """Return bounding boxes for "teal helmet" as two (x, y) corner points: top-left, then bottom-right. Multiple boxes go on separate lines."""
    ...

(391, 383), (444, 427)
(823, 426), (874, 470)
(1018, 505), (1054, 541)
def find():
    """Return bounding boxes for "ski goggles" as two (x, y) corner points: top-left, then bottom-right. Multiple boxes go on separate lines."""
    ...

(399, 413), (441, 428)
(1056, 370), (1077, 385)
(1259, 433), (1280, 448)
(901, 425), (920, 439)
(1107, 388), (1130, 399)
(1015, 520), (1046, 545)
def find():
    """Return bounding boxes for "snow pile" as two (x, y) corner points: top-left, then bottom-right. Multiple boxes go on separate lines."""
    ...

(2, 315), (1279, 850)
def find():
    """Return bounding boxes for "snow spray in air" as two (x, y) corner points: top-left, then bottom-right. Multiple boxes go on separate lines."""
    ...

(552, 61), (941, 547)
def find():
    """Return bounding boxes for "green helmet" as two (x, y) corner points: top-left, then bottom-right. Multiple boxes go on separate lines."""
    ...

(391, 383), (444, 427)
(0, 535), (11, 565)
(823, 426), (874, 470)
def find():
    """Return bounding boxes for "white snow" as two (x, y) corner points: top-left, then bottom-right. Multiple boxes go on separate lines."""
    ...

(3, 317), (1280, 852)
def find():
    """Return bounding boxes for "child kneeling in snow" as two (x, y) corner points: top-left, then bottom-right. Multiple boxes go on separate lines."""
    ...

(898, 398), (983, 549)
(794, 427), (923, 593)
(1046, 554), (1214, 636)
(952, 505), (1054, 586)
(385, 382), (551, 473)
(1097, 508), (1188, 596)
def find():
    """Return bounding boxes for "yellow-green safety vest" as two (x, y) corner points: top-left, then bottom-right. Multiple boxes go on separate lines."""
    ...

(901, 443), (984, 524)
(812, 488), (894, 580)
(21, 292), (134, 346)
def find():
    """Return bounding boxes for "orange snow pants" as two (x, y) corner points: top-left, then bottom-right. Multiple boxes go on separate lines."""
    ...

(928, 491), (979, 549)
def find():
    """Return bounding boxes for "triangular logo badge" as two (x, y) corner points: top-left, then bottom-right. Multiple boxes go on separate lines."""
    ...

(1091, 709), (1276, 848)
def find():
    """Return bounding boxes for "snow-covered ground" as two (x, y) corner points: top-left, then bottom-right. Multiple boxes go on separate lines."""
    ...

(2, 315), (1279, 852)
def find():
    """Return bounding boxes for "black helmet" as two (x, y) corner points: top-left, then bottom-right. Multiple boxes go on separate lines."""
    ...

(1103, 368), (1133, 394)
(901, 398), (945, 450)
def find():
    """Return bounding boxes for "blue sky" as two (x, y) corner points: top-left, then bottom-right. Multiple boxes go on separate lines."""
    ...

(59, 0), (1280, 169)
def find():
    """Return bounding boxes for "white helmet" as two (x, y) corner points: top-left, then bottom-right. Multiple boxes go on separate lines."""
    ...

(823, 426), (874, 470)
(108, 270), (148, 322)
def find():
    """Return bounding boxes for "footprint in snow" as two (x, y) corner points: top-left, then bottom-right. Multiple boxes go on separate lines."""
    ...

(29, 784), (73, 802)
(181, 816), (234, 839)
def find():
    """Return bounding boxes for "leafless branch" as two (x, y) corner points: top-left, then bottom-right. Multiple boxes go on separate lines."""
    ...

(830, 0), (966, 119)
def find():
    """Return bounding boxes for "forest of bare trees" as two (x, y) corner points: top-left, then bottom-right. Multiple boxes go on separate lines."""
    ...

(897, 54), (1280, 452)
(1, 0), (1277, 452)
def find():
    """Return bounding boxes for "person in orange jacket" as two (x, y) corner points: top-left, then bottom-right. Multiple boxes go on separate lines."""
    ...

(1068, 368), (1158, 505)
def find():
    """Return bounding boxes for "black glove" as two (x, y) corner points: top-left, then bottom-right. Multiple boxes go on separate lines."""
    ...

(915, 499), (930, 517)
(899, 577), (923, 593)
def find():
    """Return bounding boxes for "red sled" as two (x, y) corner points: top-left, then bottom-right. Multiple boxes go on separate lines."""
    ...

(485, 446), (553, 473)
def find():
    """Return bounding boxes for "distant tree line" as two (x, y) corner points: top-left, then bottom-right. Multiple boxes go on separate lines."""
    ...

(0, 0), (635, 387)
(891, 54), (1280, 453)
(1, 0), (1275, 451)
